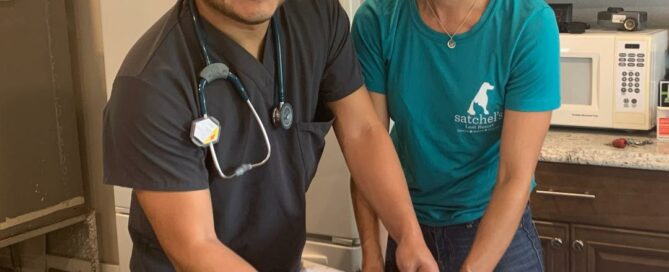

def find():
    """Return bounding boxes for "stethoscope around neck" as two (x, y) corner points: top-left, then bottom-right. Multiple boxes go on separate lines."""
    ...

(187, 0), (293, 179)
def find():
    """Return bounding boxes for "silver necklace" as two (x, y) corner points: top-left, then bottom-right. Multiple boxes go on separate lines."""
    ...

(425, 0), (480, 49)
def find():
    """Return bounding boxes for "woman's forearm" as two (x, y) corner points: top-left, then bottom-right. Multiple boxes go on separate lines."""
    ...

(461, 177), (530, 272)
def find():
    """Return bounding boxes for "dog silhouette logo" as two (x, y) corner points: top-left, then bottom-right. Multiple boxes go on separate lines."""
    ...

(467, 82), (495, 115)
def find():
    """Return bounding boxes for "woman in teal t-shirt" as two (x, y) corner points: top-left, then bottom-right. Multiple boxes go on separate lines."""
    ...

(351, 0), (561, 270)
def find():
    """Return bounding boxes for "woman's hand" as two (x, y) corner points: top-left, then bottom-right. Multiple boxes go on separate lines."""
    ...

(396, 234), (439, 272)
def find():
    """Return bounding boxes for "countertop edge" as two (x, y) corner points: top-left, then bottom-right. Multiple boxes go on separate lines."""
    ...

(538, 154), (669, 172)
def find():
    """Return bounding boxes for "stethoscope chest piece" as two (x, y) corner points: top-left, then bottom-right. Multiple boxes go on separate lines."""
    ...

(273, 102), (294, 129)
(190, 116), (221, 147)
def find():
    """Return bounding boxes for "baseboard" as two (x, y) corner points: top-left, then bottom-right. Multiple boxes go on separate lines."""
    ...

(46, 255), (119, 272)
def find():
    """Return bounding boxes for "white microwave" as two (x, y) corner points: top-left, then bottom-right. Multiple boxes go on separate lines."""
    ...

(552, 29), (668, 130)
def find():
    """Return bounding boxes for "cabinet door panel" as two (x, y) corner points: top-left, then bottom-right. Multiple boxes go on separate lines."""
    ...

(572, 224), (669, 272)
(535, 220), (570, 272)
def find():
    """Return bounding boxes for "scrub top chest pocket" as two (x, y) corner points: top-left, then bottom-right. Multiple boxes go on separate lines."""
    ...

(296, 118), (334, 191)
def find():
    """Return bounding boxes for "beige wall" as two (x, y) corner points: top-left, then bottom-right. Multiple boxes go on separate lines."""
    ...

(99, 0), (177, 94)
(68, 0), (118, 264)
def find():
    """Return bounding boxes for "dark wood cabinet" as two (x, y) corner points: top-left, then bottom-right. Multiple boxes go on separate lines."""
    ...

(536, 221), (570, 272)
(572, 225), (669, 272)
(532, 162), (669, 272)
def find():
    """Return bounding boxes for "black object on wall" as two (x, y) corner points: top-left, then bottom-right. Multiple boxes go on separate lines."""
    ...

(549, 3), (590, 34)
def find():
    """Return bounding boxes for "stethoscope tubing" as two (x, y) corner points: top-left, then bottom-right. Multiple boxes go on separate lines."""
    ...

(209, 100), (272, 179)
(188, 0), (273, 179)
(272, 18), (286, 105)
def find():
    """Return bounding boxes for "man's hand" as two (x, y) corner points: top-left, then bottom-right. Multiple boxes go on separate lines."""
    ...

(396, 235), (439, 272)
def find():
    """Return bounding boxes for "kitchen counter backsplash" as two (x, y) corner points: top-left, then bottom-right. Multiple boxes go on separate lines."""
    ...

(540, 128), (669, 171)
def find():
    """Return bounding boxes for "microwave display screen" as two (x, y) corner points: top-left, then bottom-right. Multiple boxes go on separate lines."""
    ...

(625, 44), (640, 49)
(560, 57), (593, 105)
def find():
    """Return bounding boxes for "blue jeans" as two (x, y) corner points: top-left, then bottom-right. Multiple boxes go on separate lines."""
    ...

(385, 206), (544, 272)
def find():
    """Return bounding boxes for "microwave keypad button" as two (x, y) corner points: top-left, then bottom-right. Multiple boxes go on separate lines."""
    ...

(628, 58), (636, 62)
(628, 63), (635, 67)
(638, 58), (645, 62)
(635, 83), (640, 87)
(637, 63), (645, 67)
(635, 88), (641, 93)
(623, 83), (627, 87)
(632, 99), (638, 104)
(629, 53), (636, 57)
(623, 72), (628, 76)
(638, 53), (645, 57)
(619, 63), (626, 67)
(621, 88), (627, 93)
(620, 53), (627, 57)
(619, 58), (626, 62)
(635, 72), (640, 76)
(624, 98), (630, 103)
(623, 77), (627, 81)
(635, 77), (640, 82)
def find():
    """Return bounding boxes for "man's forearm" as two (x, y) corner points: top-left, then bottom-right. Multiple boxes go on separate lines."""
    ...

(339, 123), (421, 243)
(351, 179), (384, 267)
(461, 178), (530, 272)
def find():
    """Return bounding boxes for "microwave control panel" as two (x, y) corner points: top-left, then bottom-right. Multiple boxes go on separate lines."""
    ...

(615, 41), (647, 112)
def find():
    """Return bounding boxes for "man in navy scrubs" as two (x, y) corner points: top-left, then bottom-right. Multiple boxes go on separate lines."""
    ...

(103, 0), (438, 271)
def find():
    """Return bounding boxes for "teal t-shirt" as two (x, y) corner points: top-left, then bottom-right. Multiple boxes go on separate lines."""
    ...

(352, 0), (561, 225)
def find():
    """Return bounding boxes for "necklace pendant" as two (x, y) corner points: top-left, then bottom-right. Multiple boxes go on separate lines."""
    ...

(447, 39), (456, 49)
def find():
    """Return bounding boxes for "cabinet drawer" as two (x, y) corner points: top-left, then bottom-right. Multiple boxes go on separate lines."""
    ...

(531, 162), (669, 233)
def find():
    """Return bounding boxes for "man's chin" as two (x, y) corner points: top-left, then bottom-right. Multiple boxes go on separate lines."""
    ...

(201, 0), (279, 26)
(236, 16), (273, 25)
(223, 10), (274, 25)
(228, 1), (285, 25)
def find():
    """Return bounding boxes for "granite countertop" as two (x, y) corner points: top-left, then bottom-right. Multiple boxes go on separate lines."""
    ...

(540, 128), (669, 171)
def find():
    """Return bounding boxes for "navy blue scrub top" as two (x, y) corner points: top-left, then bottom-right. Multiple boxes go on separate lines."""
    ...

(102, 0), (363, 270)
